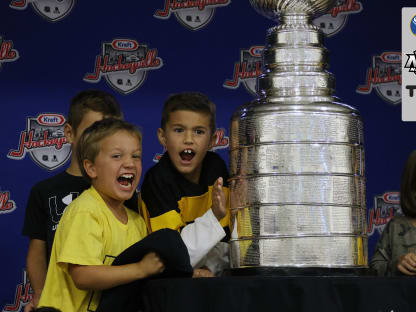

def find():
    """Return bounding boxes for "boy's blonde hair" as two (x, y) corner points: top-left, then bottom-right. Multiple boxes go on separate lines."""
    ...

(77, 118), (142, 182)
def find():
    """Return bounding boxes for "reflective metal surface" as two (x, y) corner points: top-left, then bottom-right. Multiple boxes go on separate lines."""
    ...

(229, 0), (367, 269)
(249, 0), (337, 18)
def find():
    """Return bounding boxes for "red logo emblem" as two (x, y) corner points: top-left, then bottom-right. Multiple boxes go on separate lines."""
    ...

(9, 0), (76, 22)
(0, 36), (19, 70)
(357, 52), (402, 105)
(154, 0), (231, 31)
(84, 39), (163, 95)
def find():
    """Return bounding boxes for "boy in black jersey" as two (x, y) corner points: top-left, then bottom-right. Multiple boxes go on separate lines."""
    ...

(22, 90), (139, 311)
(140, 92), (230, 277)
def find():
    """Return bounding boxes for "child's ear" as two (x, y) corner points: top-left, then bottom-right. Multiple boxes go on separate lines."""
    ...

(157, 128), (167, 149)
(83, 159), (97, 179)
(64, 123), (74, 144)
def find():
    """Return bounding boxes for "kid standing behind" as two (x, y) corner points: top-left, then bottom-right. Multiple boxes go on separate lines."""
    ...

(371, 150), (416, 276)
(140, 92), (230, 276)
(22, 90), (139, 311)
(37, 118), (164, 311)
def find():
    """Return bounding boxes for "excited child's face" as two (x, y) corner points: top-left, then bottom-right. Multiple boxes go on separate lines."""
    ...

(85, 130), (142, 209)
(157, 110), (216, 184)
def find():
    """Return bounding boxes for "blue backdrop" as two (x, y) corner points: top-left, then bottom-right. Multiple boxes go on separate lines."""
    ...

(1, 1), (414, 310)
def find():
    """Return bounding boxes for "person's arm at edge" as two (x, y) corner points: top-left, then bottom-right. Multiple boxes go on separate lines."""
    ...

(68, 251), (164, 291)
(25, 239), (47, 310)
(370, 220), (397, 276)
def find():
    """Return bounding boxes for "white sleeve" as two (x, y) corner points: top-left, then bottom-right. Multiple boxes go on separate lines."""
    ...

(180, 208), (226, 267)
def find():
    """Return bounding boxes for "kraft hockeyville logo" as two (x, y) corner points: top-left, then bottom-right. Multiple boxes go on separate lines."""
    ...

(223, 46), (264, 96)
(0, 36), (19, 70)
(1, 270), (32, 312)
(356, 52), (402, 105)
(367, 192), (402, 236)
(154, 0), (231, 31)
(7, 113), (71, 171)
(0, 189), (17, 215)
(313, 0), (363, 37)
(152, 128), (230, 163)
(84, 39), (163, 95)
(9, 0), (76, 22)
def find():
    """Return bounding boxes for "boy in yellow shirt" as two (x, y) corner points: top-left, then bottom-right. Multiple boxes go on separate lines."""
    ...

(37, 118), (164, 311)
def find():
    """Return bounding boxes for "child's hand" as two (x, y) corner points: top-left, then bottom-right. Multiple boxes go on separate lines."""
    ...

(212, 177), (226, 221)
(138, 251), (165, 277)
(193, 268), (214, 278)
(397, 252), (416, 275)
(23, 300), (36, 312)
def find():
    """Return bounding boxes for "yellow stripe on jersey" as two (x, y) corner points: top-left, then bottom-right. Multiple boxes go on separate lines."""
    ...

(150, 209), (185, 232)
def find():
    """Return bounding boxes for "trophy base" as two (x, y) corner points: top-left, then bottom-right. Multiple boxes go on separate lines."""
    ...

(223, 267), (374, 277)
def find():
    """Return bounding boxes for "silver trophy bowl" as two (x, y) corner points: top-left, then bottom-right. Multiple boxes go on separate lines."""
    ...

(228, 0), (368, 275)
(249, 0), (337, 19)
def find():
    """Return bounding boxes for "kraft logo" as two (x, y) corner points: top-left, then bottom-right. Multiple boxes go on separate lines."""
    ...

(37, 113), (65, 126)
(154, 0), (231, 31)
(383, 192), (400, 204)
(84, 39), (163, 95)
(313, 0), (363, 37)
(7, 113), (71, 171)
(9, 0), (76, 22)
(357, 52), (402, 105)
(112, 39), (139, 51)
(0, 36), (19, 70)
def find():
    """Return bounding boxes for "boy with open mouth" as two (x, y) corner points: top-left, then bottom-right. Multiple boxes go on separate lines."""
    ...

(37, 118), (165, 311)
(140, 91), (230, 277)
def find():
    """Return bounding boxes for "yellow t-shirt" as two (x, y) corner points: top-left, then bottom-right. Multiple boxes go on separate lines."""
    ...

(38, 186), (147, 312)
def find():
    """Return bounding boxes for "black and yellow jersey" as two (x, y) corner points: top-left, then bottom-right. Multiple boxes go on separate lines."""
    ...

(140, 151), (230, 241)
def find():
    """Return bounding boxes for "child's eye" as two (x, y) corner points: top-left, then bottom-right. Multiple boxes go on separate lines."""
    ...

(112, 154), (121, 159)
(132, 154), (141, 159)
(174, 128), (184, 133)
(195, 129), (205, 135)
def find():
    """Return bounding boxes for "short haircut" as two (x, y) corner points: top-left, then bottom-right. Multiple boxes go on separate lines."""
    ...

(77, 118), (142, 182)
(161, 92), (216, 134)
(68, 89), (123, 135)
(400, 150), (416, 218)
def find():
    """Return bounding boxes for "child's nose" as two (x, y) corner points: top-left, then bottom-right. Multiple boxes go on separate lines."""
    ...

(123, 156), (134, 167)
(183, 131), (193, 144)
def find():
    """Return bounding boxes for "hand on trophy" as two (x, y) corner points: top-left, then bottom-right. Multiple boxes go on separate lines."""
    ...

(212, 177), (227, 221)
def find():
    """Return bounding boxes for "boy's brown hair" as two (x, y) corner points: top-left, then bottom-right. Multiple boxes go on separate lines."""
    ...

(400, 150), (416, 218)
(161, 92), (216, 134)
(68, 90), (123, 134)
(77, 118), (142, 182)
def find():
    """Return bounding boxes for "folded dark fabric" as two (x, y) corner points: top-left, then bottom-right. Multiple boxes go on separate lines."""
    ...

(96, 228), (193, 312)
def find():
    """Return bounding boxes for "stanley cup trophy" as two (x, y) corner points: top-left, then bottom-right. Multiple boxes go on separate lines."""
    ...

(228, 0), (368, 275)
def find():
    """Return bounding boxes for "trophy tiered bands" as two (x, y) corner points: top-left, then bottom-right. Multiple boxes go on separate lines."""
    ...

(229, 0), (368, 274)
